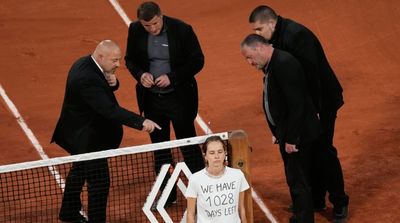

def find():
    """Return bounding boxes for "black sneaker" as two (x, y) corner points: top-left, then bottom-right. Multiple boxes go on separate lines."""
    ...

(59, 214), (88, 223)
(333, 205), (349, 223)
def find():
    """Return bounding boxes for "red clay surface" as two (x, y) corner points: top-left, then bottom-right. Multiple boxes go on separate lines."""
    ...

(1, 0), (400, 222)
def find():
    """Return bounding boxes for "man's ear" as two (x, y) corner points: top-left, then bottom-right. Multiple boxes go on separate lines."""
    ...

(269, 19), (276, 28)
(97, 53), (103, 62)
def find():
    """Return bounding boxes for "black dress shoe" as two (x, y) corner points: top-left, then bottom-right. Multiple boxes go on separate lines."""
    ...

(59, 214), (88, 223)
(333, 205), (349, 223)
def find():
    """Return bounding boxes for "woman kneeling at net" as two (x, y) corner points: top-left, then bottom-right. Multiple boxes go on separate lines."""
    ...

(185, 136), (250, 223)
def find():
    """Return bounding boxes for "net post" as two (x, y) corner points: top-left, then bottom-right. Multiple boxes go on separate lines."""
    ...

(228, 130), (253, 223)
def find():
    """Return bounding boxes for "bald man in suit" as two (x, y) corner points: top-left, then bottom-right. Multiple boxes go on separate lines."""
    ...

(52, 40), (160, 223)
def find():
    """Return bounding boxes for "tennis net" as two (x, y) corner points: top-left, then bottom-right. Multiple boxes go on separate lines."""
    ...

(0, 132), (230, 223)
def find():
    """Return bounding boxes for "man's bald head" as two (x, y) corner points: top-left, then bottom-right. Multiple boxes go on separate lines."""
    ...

(93, 40), (121, 74)
(93, 40), (120, 58)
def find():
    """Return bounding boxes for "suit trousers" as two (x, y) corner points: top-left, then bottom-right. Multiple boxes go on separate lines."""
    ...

(311, 109), (349, 208)
(59, 159), (110, 223)
(144, 91), (205, 202)
(279, 141), (314, 223)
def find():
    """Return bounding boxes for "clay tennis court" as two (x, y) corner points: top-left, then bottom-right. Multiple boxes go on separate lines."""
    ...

(1, 0), (399, 222)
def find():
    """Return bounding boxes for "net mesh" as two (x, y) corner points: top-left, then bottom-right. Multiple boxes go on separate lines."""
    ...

(0, 132), (229, 223)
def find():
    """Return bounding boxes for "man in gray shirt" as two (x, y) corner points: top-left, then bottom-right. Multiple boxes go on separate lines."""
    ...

(125, 1), (205, 208)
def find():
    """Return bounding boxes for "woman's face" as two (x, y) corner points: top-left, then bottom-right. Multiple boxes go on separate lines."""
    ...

(204, 141), (226, 167)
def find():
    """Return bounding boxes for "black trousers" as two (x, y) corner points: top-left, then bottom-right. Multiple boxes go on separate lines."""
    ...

(144, 92), (205, 201)
(311, 109), (349, 208)
(59, 159), (110, 223)
(279, 142), (314, 223)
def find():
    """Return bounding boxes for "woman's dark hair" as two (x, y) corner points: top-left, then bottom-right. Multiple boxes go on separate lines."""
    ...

(201, 136), (227, 154)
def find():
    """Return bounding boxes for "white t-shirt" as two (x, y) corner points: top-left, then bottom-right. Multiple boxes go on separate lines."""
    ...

(185, 167), (250, 223)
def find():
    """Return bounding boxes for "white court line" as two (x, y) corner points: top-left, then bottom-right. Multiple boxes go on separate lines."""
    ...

(195, 114), (213, 135)
(252, 189), (278, 223)
(108, 0), (130, 26)
(0, 84), (66, 189)
(107, 1), (278, 222)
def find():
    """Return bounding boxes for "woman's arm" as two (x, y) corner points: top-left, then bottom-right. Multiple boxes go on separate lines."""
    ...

(186, 197), (197, 223)
(239, 191), (247, 223)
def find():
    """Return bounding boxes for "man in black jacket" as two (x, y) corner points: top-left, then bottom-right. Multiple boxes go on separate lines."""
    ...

(52, 40), (160, 223)
(125, 1), (205, 207)
(249, 5), (349, 222)
(241, 34), (320, 223)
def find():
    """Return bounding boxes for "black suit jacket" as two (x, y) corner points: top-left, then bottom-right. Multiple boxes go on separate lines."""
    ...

(125, 16), (204, 120)
(51, 55), (145, 155)
(270, 16), (344, 112)
(264, 49), (320, 145)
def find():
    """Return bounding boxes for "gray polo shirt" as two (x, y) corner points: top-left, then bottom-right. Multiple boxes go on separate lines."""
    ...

(147, 22), (173, 93)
